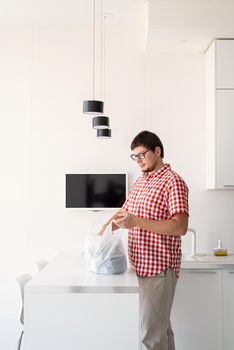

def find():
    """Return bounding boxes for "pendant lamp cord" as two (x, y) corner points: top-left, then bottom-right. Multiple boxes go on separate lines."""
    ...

(103, 13), (106, 102)
(93, 0), (95, 100)
(100, 0), (103, 101)
(100, 1), (106, 102)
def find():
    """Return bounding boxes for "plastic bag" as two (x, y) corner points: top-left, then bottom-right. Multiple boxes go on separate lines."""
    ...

(84, 224), (127, 275)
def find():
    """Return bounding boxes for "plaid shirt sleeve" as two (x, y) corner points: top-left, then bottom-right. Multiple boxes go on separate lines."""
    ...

(122, 199), (128, 211)
(168, 177), (189, 217)
(122, 178), (139, 211)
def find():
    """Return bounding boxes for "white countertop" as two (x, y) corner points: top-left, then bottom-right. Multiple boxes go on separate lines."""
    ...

(25, 252), (234, 294)
(25, 252), (139, 293)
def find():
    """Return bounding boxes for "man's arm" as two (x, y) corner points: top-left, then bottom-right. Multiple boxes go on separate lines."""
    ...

(113, 210), (188, 237)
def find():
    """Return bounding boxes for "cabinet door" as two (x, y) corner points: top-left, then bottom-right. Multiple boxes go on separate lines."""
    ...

(216, 40), (234, 88)
(24, 293), (140, 350)
(223, 270), (234, 350)
(216, 90), (234, 189)
(171, 270), (222, 350)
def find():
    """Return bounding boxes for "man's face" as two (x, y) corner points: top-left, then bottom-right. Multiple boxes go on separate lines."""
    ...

(131, 146), (161, 173)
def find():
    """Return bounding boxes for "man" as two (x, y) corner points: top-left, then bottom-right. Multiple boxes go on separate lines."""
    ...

(99, 130), (189, 350)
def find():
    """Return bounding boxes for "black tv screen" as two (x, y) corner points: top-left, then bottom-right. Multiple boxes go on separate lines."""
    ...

(66, 173), (127, 209)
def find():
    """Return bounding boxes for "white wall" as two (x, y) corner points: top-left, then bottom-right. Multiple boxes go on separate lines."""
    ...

(0, 25), (146, 277)
(1, 28), (234, 276)
(145, 52), (234, 253)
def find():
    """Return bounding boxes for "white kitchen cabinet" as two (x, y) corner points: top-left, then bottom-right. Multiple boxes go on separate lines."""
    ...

(222, 270), (234, 350)
(171, 270), (222, 350)
(24, 293), (139, 350)
(216, 90), (234, 188)
(206, 39), (234, 189)
(216, 40), (234, 89)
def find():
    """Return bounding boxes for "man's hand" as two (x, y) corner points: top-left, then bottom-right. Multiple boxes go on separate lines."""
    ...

(98, 224), (108, 236)
(113, 209), (138, 229)
(97, 209), (123, 235)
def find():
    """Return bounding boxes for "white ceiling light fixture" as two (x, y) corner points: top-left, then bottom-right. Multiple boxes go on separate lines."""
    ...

(83, 0), (104, 115)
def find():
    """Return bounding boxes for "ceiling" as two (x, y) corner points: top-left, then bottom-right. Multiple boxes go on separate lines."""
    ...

(1, 0), (234, 52)
(0, 0), (146, 28)
(147, 0), (234, 52)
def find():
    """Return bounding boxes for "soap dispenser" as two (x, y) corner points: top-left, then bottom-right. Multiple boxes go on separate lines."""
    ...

(214, 240), (228, 256)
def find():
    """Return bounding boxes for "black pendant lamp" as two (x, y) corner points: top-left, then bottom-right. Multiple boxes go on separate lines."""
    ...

(83, 100), (103, 115)
(82, 0), (104, 115)
(97, 128), (111, 138)
(92, 116), (109, 129)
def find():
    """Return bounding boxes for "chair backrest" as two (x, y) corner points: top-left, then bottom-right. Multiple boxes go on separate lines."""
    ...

(16, 274), (32, 325)
(34, 259), (48, 272)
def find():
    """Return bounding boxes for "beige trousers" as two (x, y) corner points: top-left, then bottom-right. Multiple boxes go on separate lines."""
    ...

(137, 269), (178, 350)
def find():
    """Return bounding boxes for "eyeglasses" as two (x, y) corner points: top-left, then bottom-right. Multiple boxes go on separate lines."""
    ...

(130, 149), (151, 161)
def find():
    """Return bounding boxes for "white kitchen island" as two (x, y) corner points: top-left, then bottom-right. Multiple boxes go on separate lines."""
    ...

(24, 252), (140, 350)
(24, 252), (234, 350)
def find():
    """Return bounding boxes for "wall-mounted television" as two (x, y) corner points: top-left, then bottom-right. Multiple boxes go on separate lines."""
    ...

(66, 173), (127, 210)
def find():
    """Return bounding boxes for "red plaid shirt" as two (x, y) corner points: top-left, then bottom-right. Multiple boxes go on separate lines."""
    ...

(124, 163), (189, 277)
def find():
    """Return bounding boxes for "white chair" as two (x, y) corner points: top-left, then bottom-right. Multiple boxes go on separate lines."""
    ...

(34, 259), (48, 272)
(16, 274), (32, 350)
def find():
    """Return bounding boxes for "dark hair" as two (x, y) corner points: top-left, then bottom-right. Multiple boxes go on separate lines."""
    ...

(131, 130), (164, 158)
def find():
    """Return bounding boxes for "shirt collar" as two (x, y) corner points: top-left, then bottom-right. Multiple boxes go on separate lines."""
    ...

(142, 163), (171, 180)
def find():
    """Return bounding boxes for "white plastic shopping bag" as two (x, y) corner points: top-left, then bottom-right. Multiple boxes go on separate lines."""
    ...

(84, 224), (127, 275)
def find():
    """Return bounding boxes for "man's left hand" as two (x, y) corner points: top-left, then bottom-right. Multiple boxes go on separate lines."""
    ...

(113, 209), (138, 229)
